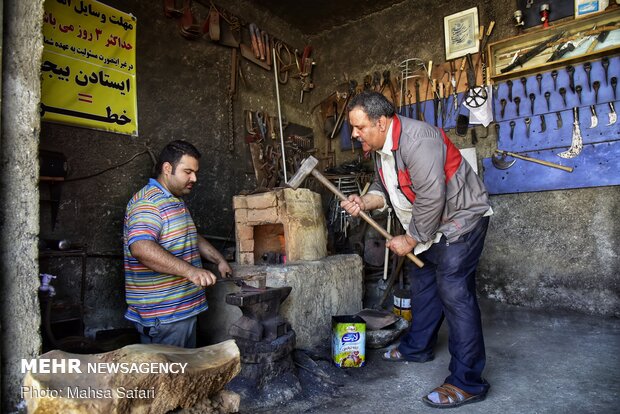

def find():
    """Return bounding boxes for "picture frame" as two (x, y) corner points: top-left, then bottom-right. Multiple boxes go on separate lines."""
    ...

(574, 0), (608, 19)
(444, 7), (480, 61)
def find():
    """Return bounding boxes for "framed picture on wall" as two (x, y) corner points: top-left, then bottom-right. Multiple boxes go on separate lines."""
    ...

(574, 0), (609, 18)
(444, 7), (480, 60)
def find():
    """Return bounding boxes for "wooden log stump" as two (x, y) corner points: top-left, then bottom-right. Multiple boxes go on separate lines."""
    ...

(22, 340), (241, 414)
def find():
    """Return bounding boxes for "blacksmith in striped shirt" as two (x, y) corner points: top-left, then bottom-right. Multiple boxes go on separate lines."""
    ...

(123, 140), (233, 347)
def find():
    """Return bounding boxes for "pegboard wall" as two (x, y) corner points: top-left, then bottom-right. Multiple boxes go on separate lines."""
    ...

(483, 54), (620, 194)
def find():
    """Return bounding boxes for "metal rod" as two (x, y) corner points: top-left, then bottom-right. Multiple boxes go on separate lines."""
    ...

(273, 47), (288, 183)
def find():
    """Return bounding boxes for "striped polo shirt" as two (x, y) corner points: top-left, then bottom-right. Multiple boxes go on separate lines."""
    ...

(123, 178), (207, 326)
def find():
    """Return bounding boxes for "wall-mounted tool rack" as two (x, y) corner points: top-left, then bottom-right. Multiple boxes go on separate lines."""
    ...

(483, 55), (620, 194)
(488, 7), (620, 82)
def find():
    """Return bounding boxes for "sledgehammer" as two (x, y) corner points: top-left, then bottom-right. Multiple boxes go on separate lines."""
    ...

(287, 156), (424, 268)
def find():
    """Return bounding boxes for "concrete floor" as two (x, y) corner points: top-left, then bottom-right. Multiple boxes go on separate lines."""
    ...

(261, 298), (619, 414)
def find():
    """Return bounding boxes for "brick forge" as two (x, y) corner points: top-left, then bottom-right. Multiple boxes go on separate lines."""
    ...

(233, 188), (327, 265)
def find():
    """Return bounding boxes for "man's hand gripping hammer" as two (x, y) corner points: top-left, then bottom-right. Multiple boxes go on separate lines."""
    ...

(287, 156), (424, 268)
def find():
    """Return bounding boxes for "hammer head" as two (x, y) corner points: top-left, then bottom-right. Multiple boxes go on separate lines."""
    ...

(287, 156), (319, 189)
(491, 152), (516, 170)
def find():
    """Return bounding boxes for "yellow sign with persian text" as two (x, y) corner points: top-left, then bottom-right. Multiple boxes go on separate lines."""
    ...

(42, 0), (138, 136)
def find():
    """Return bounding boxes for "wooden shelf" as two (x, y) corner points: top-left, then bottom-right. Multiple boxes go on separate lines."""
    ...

(488, 6), (620, 82)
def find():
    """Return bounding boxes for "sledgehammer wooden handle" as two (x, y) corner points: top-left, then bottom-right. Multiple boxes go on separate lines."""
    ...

(311, 169), (424, 268)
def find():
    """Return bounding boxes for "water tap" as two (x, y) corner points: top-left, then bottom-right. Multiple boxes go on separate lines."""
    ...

(39, 273), (57, 296)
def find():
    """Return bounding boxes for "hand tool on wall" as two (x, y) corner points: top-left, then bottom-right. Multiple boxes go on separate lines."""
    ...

(433, 80), (439, 126)
(492, 150), (573, 172)
(509, 121), (515, 140)
(464, 54), (487, 108)
(500, 32), (564, 73)
(414, 80), (423, 121)
(514, 96), (521, 116)
(558, 107), (583, 159)
(586, 28), (610, 53)
(593, 81), (600, 104)
(297, 46), (315, 103)
(287, 156), (424, 268)
(536, 74), (543, 94)
(559, 87), (567, 107)
(540, 114), (546, 132)
(453, 57), (467, 110)
(601, 57), (609, 85)
(507, 79), (513, 102)
(551, 70), (558, 91)
(521, 77), (528, 97)
(529, 93), (535, 114)
(555, 112), (563, 129)
(500, 99), (507, 119)
(583, 62), (592, 91)
(249, 23), (261, 58)
(567, 65), (575, 93)
(608, 102), (617, 126)
(588, 105), (598, 129)
(612, 77), (618, 100)
(525, 117), (531, 138)
(407, 90), (413, 118)
(576, 85), (582, 104)
(544, 91), (551, 111)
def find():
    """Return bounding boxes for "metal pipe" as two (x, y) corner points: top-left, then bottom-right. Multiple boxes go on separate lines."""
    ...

(273, 47), (288, 183)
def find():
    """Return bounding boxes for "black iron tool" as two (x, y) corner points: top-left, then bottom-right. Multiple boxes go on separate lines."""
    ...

(507, 79), (513, 102)
(584, 62), (592, 91)
(551, 70), (558, 91)
(501, 32), (564, 74)
(514, 96), (521, 117)
(521, 77), (528, 97)
(544, 91), (551, 111)
(559, 87), (567, 107)
(593, 81), (600, 104)
(567, 65), (575, 93)
(612, 77), (618, 100)
(601, 57), (609, 85)
(525, 117), (531, 138)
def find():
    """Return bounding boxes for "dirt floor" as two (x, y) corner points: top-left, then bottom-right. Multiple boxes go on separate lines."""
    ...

(251, 298), (620, 414)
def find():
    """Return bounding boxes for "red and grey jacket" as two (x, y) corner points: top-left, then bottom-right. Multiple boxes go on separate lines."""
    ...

(370, 115), (491, 243)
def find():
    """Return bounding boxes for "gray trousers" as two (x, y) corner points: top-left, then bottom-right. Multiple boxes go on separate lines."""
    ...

(134, 316), (197, 348)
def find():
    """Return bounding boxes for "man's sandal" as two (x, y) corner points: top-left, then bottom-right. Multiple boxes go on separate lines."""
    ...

(381, 347), (405, 362)
(422, 383), (486, 409)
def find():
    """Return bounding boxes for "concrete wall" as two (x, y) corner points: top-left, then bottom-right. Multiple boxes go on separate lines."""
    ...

(307, 0), (618, 316)
(1, 1), (44, 411)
